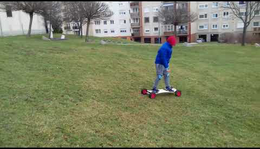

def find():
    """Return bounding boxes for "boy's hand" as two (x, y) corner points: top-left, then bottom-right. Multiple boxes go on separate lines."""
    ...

(166, 67), (170, 72)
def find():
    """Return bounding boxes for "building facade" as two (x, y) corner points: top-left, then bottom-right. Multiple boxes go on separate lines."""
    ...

(0, 4), (46, 37)
(190, 1), (260, 42)
(63, 2), (132, 40)
(1, 2), (259, 43)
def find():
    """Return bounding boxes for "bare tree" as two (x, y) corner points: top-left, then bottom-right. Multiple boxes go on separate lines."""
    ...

(223, 1), (260, 46)
(63, 2), (84, 38)
(39, 2), (63, 37)
(158, 1), (197, 36)
(1, 2), (48, 37)
(80, 2), (113, 42)
(63, 2), (113, 41)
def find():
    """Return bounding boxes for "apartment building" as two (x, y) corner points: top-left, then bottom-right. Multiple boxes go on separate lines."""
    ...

(63, 2), (132, 40)
(0, 4), (46, 36)
(190, 1), (260, 42)
(130, 1), (162, 43)
(62, 1), (260, 43)
(90, 2), (132, 39)
(129, 1), (190, 44)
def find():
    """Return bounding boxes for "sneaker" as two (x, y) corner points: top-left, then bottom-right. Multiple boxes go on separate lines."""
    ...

(165, 86), (174, 92)
(152, 87), (159, 93)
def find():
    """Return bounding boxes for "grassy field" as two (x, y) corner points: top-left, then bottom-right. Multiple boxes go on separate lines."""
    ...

(0, 35), (259, 147)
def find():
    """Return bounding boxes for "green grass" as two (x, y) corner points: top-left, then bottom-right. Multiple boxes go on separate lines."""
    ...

(0, 34), (259, 147)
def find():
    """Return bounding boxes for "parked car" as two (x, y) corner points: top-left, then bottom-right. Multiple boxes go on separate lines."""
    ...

(196, 38), (204, 43)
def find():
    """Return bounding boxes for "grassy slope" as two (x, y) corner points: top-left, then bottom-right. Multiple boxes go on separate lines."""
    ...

(0, 35), (259, 147)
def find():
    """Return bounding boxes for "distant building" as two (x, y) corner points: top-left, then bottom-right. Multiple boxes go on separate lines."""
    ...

(0, 4), (46, 37)
(190, 1), (260, 42)
(63, 2), (132, 40)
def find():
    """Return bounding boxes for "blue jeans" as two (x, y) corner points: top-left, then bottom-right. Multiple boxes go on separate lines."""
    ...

(153, 64), (170, 89)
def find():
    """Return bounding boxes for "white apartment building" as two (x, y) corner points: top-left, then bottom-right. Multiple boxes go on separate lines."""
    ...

(89, 2), (132, 39)
(0, 4), (46, 37)
(190, 1), (260, 42)
(64, 2), (132, 40)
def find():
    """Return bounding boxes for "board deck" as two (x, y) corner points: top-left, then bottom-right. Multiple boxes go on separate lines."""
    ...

(147, 88), (177, 95)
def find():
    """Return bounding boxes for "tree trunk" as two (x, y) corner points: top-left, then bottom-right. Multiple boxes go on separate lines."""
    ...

(85, 19), (90, 42)
(173, 2), (177, 37)
(44, 18), (49, 34)
(80, 24), (83, 38)
(174, 25), (177, 36)
(79, 22), (83, 38)
(27, 12), (34, 37)
(241, 25), (247, 46)
(49, 23), (52, 39)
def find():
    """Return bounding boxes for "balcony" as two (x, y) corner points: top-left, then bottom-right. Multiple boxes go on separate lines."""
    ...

(130, 2), (139, 7)
(131, 22), (140, 27)
(177, 30), (188, 35)
(164, 31), (175, 36)
(64, 26), (71, 31)
(130, 12), (140, 18)
(164, 30), (188, 36)
(253, 27), (260, 32)
(72, 26), (80, 31)
(132, 32), (140, 37)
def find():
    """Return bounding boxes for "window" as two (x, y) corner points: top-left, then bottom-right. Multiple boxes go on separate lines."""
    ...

(212, 2), (218, 8)
(153, 17), (158, 23)
(119, 11), (126, 15)
(120, 19), (126, 24)
(95, 29), (101, 34)
(253, 22), (260, 27)
(64, 23), (71, 30)
(254, 10), (260, 16)
(110, 20), (114, 24)
(212, 24), (218, 29)
(145, 29), (150, 33)
(239, 12), (245, 16)
(104, 21), (108, 25)
(95, 20), (100, 25)
(164, 25), (173, 31)
(133, 8), (139, 13)
(104, 29), (108, 34)
(224, 2), (230, 7)
(133, 18), (139, 23)
(199, 14), (208, 19)
(72, 23), (79, 29)
(154, 27), (159, 32)
(133, 29), (139, 33)
(212, 13), (218, 18)
(198, 24), (208, 30)
(144, 8), (149, 13)
(144, 17), (149, 23)
(6, 5), (12, 17)
(120, 29), (127, 33)
(222, 24), (229, 29)
(198, 4), (208, 9)
(153, 7), (159, 12)
(239, 1), (245, 5)
(223, 12), (229, 18)
(178, 3), (187, 9)
(237, 22), (244, 28)
(111, 29), (115, 33)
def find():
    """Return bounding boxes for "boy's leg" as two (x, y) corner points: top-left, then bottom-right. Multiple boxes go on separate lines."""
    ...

(163, 68), (173, 91)
(152, 64), (164, 91)
(163, 72), (171, 88)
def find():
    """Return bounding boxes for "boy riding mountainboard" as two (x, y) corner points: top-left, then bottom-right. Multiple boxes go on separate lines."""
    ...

(141, 36), (181, 99)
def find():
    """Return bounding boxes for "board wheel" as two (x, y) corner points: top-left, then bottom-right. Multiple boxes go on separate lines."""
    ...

(175, 90), (182, 97)
(141, 89), (148, 95)
(149, 93), (156, 99)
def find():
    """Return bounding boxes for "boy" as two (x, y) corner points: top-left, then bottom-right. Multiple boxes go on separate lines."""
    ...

(152, 36), (176, 93)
